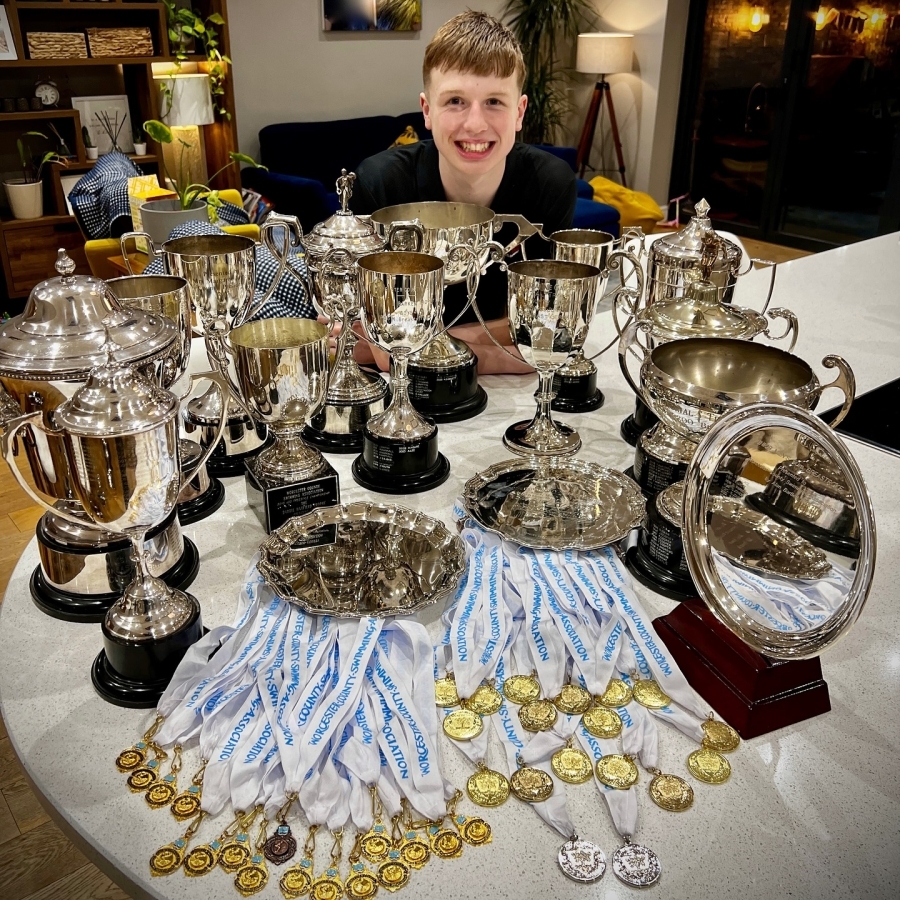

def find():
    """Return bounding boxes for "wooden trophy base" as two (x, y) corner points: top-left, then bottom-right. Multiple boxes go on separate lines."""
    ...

(653, 599), (831, 738)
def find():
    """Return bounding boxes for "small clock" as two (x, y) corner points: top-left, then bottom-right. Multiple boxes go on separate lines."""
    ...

(34, 78), (60, 108)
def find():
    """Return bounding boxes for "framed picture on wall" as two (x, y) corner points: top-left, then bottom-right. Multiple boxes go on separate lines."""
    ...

(323, 0), (421, 32)
(72, 95), (135, 155)
(0, 7), (18, 61)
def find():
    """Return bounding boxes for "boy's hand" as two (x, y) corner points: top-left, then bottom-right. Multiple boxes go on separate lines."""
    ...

(449, 319), (534, 374)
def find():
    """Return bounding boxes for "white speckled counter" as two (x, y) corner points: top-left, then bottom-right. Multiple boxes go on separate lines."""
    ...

(1, 235), (899, 900)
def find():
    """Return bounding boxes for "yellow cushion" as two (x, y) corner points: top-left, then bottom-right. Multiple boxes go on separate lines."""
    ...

(589, 176), (664, 231)
(390, 126), (419, 148)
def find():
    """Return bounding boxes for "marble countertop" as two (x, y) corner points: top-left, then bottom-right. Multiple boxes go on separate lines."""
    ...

(1, 234), (898, 900)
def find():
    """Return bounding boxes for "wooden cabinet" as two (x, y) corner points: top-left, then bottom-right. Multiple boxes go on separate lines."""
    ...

(0, 218), (90, 299)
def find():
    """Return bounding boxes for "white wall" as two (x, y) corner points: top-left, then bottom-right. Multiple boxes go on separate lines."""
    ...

(227, 0), (688, 206)
(228, 0), (505, 160)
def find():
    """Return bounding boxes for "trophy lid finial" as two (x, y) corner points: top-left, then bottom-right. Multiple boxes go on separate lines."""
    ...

(55, 248), (77, 282)
(695, 198), (711, 219)
(336, 169), (356, 214)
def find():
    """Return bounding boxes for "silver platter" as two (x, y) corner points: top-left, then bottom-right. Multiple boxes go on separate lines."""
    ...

(612, 842), (661, 887)
(558, 838), (607, 883)
(462, 458), (645, 551)
(258, 502), (466, 618)
(709, 496), (831, 580)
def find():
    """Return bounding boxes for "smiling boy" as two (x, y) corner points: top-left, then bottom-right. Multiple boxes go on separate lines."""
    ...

(353, 11), (577, 373)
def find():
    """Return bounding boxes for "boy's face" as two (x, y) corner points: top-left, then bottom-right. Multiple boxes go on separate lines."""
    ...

(421, 68), (527, 183)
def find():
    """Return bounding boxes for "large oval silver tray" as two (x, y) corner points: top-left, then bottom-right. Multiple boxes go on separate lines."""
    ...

(258, 502), (466, 618)
(462, 458), (646, 551)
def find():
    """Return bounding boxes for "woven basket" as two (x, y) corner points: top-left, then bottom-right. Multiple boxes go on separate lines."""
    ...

(27, 32), (88, 59)
(86, 27), (154, 58)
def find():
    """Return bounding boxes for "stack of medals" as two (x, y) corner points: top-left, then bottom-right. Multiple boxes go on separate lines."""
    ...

(432, 509), (744, 888)
(112, 562), (495, 898)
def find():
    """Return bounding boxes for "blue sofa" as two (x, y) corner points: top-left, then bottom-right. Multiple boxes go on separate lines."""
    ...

(241, 112), (619, 236)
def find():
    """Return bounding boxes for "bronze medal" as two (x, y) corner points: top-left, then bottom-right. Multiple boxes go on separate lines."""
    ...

(518, 699), (558, 732)
(510, 765), (554, 803)
(597, 679), (633, 708)
(502, 673), (541, 705)
(465, 767), (510, 807)
(554, 683), (593, 715)
(596, 754), (639, 790)
(701, 718), (741, 753)
(264, 824), (297, 865)
(463, 683), (503, 716)
(581, 705), (622, 739)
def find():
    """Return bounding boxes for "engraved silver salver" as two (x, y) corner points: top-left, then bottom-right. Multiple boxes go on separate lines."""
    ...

(258, 502), (466, 618)
(558, 837), (607, 883)
(612, 841), (662, 887)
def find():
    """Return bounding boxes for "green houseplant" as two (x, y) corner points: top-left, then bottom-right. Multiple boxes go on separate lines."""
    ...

(3, 131), (67, 220)
(503, 0), (594, 145)
(83, 126), (98, 160)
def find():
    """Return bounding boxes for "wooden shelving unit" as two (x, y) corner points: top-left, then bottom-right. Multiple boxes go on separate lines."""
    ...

(0, 0), (239, 309)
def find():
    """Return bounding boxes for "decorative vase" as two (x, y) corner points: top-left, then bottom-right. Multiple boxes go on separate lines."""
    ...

(133, 142), (147, 156)
(140, 198), (208, 247)
(3, 179), (44, 220)
(86, 147), (99, 160)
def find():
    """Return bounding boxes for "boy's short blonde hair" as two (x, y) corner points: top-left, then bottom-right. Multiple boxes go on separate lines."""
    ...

(423, 11), (526, 93)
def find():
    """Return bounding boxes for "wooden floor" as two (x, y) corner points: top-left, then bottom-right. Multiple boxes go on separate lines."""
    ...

(0, 232), (811, 900)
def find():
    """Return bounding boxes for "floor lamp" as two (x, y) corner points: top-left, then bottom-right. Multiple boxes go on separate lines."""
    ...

(575, 32), (634, 185)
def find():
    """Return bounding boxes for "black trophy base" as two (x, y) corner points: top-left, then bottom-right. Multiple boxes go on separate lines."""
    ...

(625, 544), (697, 602)
(746, 493), (861, 557)
(177, 476), (226, 526)
(620, 398), (659, 447)
(624, 465), (637, 484)
(29, 536), (200, 624)
(302, 425), (364, 454)
(353, 430), (450, 494)
(206, 433), (271, 479)
(245, 461), (340, 533)
(416, 385), (488, 424)
(551, 368), (605, 414)
(91, 599), (203, 708)
(633, 445), (688, 498)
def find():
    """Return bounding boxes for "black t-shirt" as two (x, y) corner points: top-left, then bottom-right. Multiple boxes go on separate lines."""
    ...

(354, 140), (577, 324)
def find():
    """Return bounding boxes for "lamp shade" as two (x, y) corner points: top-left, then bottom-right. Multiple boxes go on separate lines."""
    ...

(576, 33), (634, 75)
(155, 74), (214, 127)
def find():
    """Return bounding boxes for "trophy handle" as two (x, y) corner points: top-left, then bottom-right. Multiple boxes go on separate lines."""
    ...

(204, 332), (249, 412)
(493, 214), (542, 259)
(119, 231), (158, 273)
(740, 257), (778, 315)
(817, 355), (856, 429)
(316, 248), (354, 375)
(764, 307), (799, 352)
(180, 371), (231, 485)
(0, 412), (88, 527)
(386, 220), (425, 252)
(242, 213), (310, 325)
(617, 319), (653, 400)
(583, 249), (646, 363)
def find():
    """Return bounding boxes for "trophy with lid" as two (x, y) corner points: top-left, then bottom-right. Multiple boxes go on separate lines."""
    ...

(0, 251), (201, 623)
(2, 322), (229, 706)
(301, 171), (392, 452)
(370, 202), (539, 422)
(619, 199), (776, 446)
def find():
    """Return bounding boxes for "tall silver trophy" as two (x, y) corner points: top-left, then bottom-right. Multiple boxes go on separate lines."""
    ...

(352, 250), (449, 493)
(371, 202), (538, 422)
(1, 328), (229, 707)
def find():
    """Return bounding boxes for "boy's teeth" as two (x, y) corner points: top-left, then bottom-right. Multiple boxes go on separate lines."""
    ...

(460, 141), (490, 152)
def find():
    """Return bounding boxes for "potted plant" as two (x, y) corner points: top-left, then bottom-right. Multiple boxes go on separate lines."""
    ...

(139, 119), (265, 244)
(83, 126), (98, 160)
(3, 131), (67, 220)
(133, 127), (147, 157)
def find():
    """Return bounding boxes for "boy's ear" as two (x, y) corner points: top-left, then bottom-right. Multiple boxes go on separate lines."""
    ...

(420, 91), (432, 130)
(515, 94), (528, 132)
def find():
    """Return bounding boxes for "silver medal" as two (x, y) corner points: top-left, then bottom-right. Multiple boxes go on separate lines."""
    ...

(558, 837), (607, 883)
(612, 840), (661, 887)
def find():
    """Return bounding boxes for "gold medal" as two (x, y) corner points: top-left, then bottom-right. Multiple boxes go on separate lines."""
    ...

(701, 717), (741, 753)
(551, 745), (593, 784)
(466, 766), (510, 807)
(596, 754), (639, 790)
(463, 683), (503, 716)
(116, 741), (148, 772)
(400, 830), (430, 869)
(280, 861), (314, 898)
(687, 748), (731, 784)
(377, 853), (411, 892)
(442, 708), (483, 741)
(150, 839), (186, 876)
(434, 673), (460, 708)
(360, 825), (390, 863)
(554, 683), (592, 715)
(171, 785), (202, 821)
(648, 772), (694, 812)
(597, 679), (633, 708)
(502, 672), (541, 705)
(183, 842), (220, 877)
(235, 855), (269, 897)
(428, 824), (464, 859)
(510, 765), (554, 803)
(632, 678), (672, 709)
(518, 699), (558, 732)
(454, 814), (491, 846)
(219, 833), (253, 873)
(346, 863), (379, 899)
(126, 762), (160, 793)
(145, 776), (177, 810)
(310, 869), (343, 900)
(581, 705), (622, 739)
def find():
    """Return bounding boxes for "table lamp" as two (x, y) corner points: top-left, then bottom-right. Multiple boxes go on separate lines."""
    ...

(575, 32), (634, 184)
